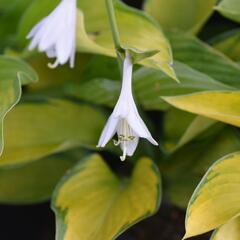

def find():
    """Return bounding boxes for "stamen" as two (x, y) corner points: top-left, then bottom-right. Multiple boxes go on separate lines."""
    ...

(113, 139), (121, 146)
(128, 136), (135, 140)
(48, 59), (59, 69)
(115, 119), (136, 161)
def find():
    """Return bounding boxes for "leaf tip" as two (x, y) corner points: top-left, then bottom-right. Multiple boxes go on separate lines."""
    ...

(161, 95), (174, 103)
(182, 232), (191, 240)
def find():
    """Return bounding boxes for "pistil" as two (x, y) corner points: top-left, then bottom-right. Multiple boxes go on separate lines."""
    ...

(113, 119), (136, 161)
(48, 59), (59, 69)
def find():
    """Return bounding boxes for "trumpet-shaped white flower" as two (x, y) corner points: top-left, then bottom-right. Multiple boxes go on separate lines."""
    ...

(27, 0), (77, 68)
(97, 52), (158, 161)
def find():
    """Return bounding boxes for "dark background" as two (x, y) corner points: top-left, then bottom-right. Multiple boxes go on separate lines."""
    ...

(0, 0), (235, 239)
(0, 202), (209, 240)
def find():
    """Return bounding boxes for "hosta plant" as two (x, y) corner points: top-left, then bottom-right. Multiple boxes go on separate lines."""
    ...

(0, 0), (240, 239)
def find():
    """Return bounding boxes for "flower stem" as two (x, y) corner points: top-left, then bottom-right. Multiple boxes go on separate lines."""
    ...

(105, 0), (122, 52)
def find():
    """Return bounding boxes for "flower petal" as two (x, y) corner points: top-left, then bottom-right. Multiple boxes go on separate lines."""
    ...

(27, 19), (48, 50)
(127, 99), (158, 145)
(46, 46), (57, 58)
(27, 0), (76, 67)
(123, 136), (139, 156)
(27, 18), (46, 39)
(55, 0), (76, 64)
(97, 115), (119, 147)
(112, 52), (133, 118)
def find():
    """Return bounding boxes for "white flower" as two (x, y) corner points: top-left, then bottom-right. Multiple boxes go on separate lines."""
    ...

(27, 0), (77, 68)
(97, 52), (158, 161)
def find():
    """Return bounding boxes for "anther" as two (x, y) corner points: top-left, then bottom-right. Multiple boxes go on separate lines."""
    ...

(113, 139), (121, 146)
